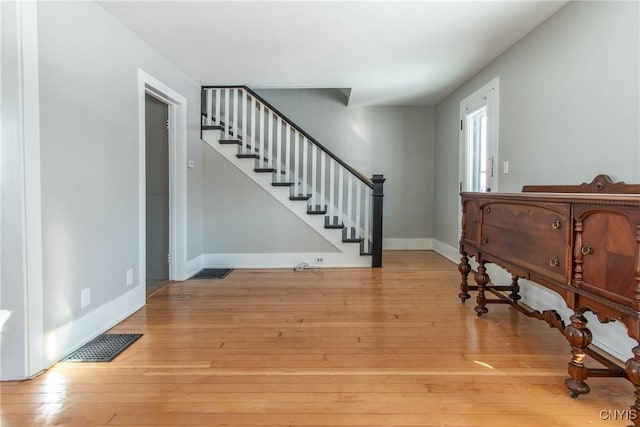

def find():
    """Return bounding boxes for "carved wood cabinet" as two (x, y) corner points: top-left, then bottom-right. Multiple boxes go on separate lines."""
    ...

(458, 175), (640, 423)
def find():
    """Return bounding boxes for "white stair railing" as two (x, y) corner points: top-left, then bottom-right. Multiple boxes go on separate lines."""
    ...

(202, 86), (385, 263)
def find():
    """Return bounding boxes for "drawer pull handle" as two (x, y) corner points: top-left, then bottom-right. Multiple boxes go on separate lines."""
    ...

(482, 237), (489, 244)
(486, 207), (491, 214)
(549, 256), (560, 267)
(551, 219), (561, 229)
(581, 242), (593, 255)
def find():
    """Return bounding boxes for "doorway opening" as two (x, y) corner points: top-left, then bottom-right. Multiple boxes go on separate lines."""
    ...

(458, 77), (500, 239)
(137, 70), (188, 303)
(145, 94), (171, 297)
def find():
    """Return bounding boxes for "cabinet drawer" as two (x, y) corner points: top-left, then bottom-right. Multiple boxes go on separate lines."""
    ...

(481, 224), (570, 283)
(482, 202), (569, 243)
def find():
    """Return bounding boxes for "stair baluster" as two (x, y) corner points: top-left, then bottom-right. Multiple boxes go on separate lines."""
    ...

(201, 86), (384, 266)
(293, 131), (300, 195)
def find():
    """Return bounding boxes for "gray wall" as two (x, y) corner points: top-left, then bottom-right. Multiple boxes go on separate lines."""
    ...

(434, 0), (640, 248)
(255, 89), (435, 240)
(202, 145), (338, 253)
(37, 1), (203, 358)
(432, 0), (639, 361)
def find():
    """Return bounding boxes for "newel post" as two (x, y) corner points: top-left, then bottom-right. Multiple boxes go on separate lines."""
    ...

(371, 174), (386, 268)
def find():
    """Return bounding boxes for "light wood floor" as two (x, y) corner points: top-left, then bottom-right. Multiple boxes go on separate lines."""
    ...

(146, 280), (173, 299)
(1, 251), (634, 426)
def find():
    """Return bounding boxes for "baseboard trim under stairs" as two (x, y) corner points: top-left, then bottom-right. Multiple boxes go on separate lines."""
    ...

(202, 128), (371, 268)
(191, 252), (371, 271)
(188, 240), (457, 272)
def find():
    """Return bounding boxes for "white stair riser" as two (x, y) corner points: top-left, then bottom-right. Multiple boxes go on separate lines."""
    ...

(203, 129), (369, 266)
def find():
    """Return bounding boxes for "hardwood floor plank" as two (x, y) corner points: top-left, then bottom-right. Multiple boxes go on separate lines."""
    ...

(0, 251), (633, 426)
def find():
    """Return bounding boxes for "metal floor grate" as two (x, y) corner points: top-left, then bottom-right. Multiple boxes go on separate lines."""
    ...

(190, 268), (233, 279)
(62, 333), (142, 362)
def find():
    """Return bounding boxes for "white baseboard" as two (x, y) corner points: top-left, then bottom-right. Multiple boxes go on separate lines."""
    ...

(199, 252), (370, 270)
(383, 238), (433, 250)
(187, 254), (204, 278)
(521, 280), (633, 362)
(44, 284), (145, 367)
(584, 314), (634, 363)
(431, 239), (459, 264)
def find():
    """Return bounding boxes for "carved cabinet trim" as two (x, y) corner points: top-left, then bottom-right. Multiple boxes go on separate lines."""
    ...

(458, 175), (640, 424)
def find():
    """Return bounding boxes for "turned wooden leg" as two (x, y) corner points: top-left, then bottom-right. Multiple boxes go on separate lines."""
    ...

(625, 345), (640, 426)
(509, 274), (521, 302)
(458, 253), (471, 303)
(474, 262), (489, 317)
(564, 311), (592, 397)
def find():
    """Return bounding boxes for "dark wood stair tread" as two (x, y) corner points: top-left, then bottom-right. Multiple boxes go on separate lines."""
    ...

(290, 194), (312, 201)
(219, 139), (241, 145)
(237, 153), (259, 159)
(307, 205), (327, 215)
(342, 228), (362, 243)
(325, 223), (344, 229)
(343, 238), (363, 243)
(325, 216), (344, 229)
(272, 182), (293, 187)
(254, 167), (275, 173)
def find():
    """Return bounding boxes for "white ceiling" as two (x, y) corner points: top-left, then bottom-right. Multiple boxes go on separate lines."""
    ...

(99, 1), (566, 106)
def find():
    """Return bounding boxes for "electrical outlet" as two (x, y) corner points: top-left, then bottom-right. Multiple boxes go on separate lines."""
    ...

(126, 269), (134, 286)
(315, 257), (324, 263)
(503, 160), (509, 174)
(81, 288), (91, 308)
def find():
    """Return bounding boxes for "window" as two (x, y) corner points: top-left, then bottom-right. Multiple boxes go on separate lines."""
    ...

(459, 77), (499, 194)
(466, 105), (489, 192)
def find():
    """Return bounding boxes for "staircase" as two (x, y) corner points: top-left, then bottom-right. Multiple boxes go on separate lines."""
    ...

(201, 86), (385, 267)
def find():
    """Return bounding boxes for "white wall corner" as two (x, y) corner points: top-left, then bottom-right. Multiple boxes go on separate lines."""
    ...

(21, 0), (45, 378)
(1, 0), (46, 380)
(383, 238), (433, 250)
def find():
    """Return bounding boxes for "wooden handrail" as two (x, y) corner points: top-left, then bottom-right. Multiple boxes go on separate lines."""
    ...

(202, 85), (373, 189)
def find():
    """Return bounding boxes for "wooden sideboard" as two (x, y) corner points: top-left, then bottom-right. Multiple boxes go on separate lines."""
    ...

(458, 175), (640, 422)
